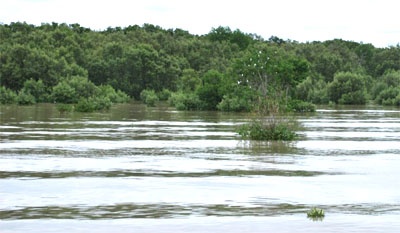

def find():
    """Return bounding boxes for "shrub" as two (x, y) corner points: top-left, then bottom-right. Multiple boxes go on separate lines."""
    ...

(217, 95), (252, 112)
(237, 118), (298, 141)
(338, 90), (367, 105)
(0, 86), (17, 104)
(113, 90), (131, 103)
(168, 92), (202, 110)
(52, 81), (77, 103)
(93, 96), (112, 111)
(75, 96), (112, 112)
(370, 82), (387, 100)
(287, 100), (316, 112)
(56, 104), (74, 112)
(97, 85), (130, 103)
(295, 76), (329, 104)
(68, 76), (98, 99)
(308, 79), (329, 104)
(75, 98), (95, 112)
(17, 91), (36, 105)
(196, 70), (225, 110)
(327, 72), (368, 104)
(21, 79), (48, 102)
(375, 86), (400, 105)
(140, 89), (159, 107)
(52, 76), (106, 104)
(307, 207), (325, 221)
(157, 89), (172, 101)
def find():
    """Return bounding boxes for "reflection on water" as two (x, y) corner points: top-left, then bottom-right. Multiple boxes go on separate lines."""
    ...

(1, 103), (400, 232)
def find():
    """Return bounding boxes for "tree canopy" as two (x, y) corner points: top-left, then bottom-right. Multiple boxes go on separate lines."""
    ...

(1, 22), (400, 109)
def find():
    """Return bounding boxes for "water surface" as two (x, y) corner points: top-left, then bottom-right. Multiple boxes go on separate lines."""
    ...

(1, 103), (400, 232)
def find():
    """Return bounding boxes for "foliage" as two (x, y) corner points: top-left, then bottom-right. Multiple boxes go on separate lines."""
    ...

(157, 89), (172, 101)
(373, 70), (400, 106)
(1, 22), (400, 110)
(0, 86), (18, 104)
(196, 70), (225, 110)
(50, 76), (128, 109)
(307, 207), (325, 220)
(217, 95), (252, 112)
(327, 72), (368, 104)
(96, 85), (130, 103)
(295, 76), (329, 104)
(233, 44), (309, 98)
(217, 81), (255, 112)
(67, 76), (98, 99)
(168, 92), (202, 110)
(176, 69), (201, 92)
(375, 87), (400, 105)
(287, 100), (316, 112)
(75, 96), (112, 112)
(207, 26), (254, 50)
(17, 90), (36, 105)
(56, 103), (74, 112)
(140, 89), (159, 107)
(21, 79), (48, 102)
(51, 81), (77, 104)
(237, 117), (298, 141)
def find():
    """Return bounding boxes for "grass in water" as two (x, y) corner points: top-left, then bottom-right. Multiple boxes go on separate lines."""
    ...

(307, 207), (325, 221)
(237, 117), (298, 141)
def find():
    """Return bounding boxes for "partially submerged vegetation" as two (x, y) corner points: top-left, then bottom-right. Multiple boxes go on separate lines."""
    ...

(307, 207), (325, 221)
(237, 117), (298, 141)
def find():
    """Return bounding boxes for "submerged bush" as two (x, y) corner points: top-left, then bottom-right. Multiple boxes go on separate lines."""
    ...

(287, 100), (316, 112)
(52, 81), (77, 104)
(0, 86), (18, 104)
(97, 85), (130, 103)
(307, 207), (325, 221)
(375, 86), (400, 106)
(237, 118), (298, 141)
(21, 79), (48, 102)
(168, 92), (202, 110)
(56, 103), (74, 112)
(75, 97), (112, 112)
(157, 89), (172, 101)
(217, 95), (252, 112)
(140, 89), (159, 107)
(17, 91), (36, 105)
(327, 72), (368, 104)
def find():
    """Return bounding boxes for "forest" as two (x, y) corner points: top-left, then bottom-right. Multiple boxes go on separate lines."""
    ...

(1, 22), (400, 112)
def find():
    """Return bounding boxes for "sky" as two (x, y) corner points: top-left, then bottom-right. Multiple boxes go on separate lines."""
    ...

(1, 0), (399, 48)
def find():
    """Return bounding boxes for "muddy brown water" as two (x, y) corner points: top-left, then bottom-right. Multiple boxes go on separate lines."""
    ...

(1, 103), (400, 232)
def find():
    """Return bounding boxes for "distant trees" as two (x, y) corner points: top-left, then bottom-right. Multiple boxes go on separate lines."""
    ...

(207, 26), (254, 50)
(327, 72), (369, 104)
(232, 44), (310, 113)
(1, 22), (400, 109)
(373, 70), (400, 105)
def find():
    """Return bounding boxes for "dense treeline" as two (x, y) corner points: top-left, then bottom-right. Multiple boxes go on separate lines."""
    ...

(1, 22), (400, 111)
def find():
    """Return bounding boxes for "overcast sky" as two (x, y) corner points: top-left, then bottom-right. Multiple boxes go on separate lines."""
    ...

(1, 0), (399, 47)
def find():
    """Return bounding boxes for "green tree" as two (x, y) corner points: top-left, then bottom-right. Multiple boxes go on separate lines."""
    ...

(17, 90), (36, 105)
(234, 44), (309, 103)
(0, 86), (17, 104)
(177, 69), (201, 92)
(67, 76), (98, 99)
(373, 70), (400, 105)
(327, 72), (368, 104)
(373, 46), (400, 77)
(196, 70), (225, 110)
(140, 89), (159, 106)
(21, 79), (47, 102)
(51, 81), (77, 103)
(375, 87), (400, 105)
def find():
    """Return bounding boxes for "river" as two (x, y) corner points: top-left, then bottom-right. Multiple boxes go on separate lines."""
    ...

(1, 103), (400, 232)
